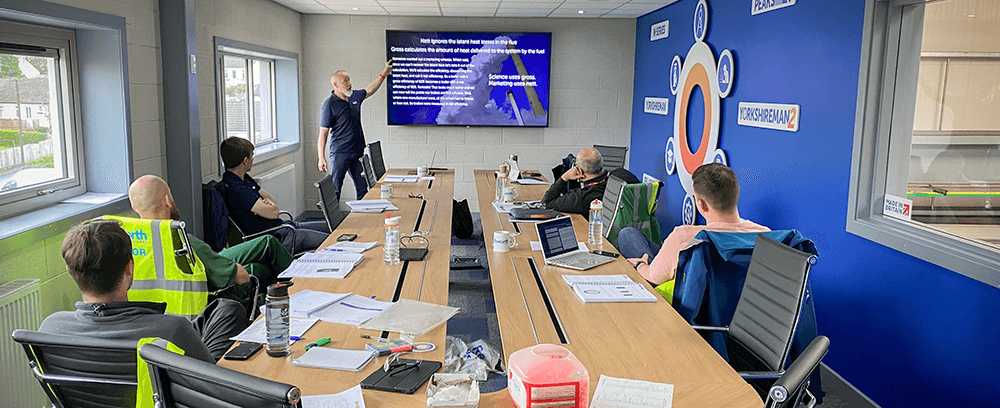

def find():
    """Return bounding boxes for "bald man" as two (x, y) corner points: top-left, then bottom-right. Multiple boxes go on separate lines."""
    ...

(316, 60), (393, 201)
(541, 148), (610, 216)
(128, 175), (292, 313)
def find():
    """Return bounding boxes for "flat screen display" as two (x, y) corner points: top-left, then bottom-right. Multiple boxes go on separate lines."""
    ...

(386, 30), (551, 127)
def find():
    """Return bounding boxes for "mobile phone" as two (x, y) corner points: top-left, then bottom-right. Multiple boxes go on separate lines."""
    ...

(591, 250), (620, 258)
(337, 233), (358, 242)
(223, 342), (262, 361)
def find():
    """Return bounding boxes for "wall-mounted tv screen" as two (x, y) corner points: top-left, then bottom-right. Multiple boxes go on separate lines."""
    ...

(386, 30), (551, 127)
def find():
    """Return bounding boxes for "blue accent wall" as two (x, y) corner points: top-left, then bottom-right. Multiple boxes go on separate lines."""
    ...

(632, 1), (1000, 406)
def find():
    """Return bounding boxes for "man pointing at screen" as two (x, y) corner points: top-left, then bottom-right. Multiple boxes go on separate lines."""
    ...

(316, 59), (393, 200)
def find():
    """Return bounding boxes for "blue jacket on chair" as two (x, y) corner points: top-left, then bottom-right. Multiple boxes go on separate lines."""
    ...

(675, 229), (822, 401)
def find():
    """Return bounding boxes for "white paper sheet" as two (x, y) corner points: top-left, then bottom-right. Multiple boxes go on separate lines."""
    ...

(383, 175), (418, 183)
(530, 241), (588, 252)
(322, 241), (378, 253)
(492, 201), (521, 214)
(591, 374), (674, 408)
(278, 252), (365, 279)
(309, 294), (391, 325)
(292, 347), (376, 371)
(346, 199), (399, 212)
(301, 385), (366, 408)
(229, 317), (318, 344)
(512, 178), (549, 185)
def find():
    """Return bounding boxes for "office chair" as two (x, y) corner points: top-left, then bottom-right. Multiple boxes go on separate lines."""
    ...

(214, 179), (296, 244)
(314, 173), (349, 232)
(600, 174), (627, 238)
(12, 329), (139, 408)
(139, 343), (302, 408)
(765, 336), (830, 408)
(368, 140), (386, 180)
(593, 144), (628, 170)
(606, 181), (663, 245)
(361, 154), (378, 189)
(692, 234), (817, 400)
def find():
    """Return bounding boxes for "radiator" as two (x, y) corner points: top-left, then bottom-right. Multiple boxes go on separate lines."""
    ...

(0, 279), (46, 408)
(256, 163), (301, 217)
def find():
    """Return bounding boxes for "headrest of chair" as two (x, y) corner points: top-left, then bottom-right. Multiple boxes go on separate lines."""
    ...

(13, 329), (139, 351)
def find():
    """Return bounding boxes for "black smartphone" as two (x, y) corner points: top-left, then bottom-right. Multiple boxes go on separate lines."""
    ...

(337, 233), (358, 242)
(223, 342), (262, 361)
(591, 250), (620, 258)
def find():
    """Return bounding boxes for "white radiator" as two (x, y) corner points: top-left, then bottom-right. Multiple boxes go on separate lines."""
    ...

(0, 279), (46, 408)
(257, 163), (302, 217)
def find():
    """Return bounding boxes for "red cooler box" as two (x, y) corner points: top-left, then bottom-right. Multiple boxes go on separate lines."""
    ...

(507, 344), (590, 408)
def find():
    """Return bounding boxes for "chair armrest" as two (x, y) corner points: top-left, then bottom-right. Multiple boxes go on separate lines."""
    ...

(737, 370), (783, 380)
(279, 211), (293, 221)
(768, 336), (830, 405)
(691, 325), (729, 332)
(243, 223), (294, 241)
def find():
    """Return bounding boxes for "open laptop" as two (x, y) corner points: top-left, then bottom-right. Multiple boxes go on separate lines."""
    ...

(506, 157), (543, 183)
(535, 217), (615, 270)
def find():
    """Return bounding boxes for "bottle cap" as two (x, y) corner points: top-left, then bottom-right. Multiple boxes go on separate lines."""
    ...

(497, 172), (507, 179)
(591, 199), (602, 210)
(267, 280), (294, 297)
(385, 215), (400, 226)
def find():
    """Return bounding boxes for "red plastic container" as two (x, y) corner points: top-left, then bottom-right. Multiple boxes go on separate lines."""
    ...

(507, 344), (590, 408)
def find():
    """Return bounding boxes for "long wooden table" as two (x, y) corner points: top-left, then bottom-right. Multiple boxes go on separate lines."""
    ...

(218, 169), (454, 407)
(473, 169), (764, 408)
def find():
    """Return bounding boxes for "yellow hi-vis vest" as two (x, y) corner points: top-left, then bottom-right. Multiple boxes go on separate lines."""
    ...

(136, 338), (185, 408)
(102, 215), (209, 320)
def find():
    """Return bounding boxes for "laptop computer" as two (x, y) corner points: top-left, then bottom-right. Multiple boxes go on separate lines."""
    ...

(535, 217), (615, 270)
(506, 157), (543, 183)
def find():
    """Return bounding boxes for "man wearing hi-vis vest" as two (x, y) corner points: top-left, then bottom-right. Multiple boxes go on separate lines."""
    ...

(38, 220), (240, 362)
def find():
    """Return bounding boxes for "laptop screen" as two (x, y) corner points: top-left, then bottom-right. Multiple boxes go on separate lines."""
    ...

(537, 217), (579, 258)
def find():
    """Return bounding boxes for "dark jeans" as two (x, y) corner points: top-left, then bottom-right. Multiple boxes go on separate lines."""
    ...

(330, 152), (369, 200)
(272, 220), (330, 254)
(192, 298), (248, 361)
(616, 226), (661, 260)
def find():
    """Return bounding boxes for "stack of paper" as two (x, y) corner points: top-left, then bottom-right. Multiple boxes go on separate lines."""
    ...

(229, 317), (319, 344)
(301, 385), (366, 408)
(322, 241), (378, 253)
(346, 199), (399, 213)
(383, 175), (418, 183)
(270, 289), (392, 326)
(293, 347), (376, 371)
(278, 252), (365, 279)
(562, 275), (657, 303)
(591, 375), (674, 408)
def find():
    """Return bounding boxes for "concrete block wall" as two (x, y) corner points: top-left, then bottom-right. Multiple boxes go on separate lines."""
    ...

(300, 15), (636, 211)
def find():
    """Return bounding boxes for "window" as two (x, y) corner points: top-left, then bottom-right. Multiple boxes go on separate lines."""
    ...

(0, 23), (84, 207)
(220, 54), (276, 145)
(849, 0), (1000, 287)
(213, 38), (300, 170)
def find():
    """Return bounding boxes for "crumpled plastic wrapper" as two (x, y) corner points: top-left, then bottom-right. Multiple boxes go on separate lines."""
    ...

(426, 373), (479, 407)
(444, 336), (505, 381)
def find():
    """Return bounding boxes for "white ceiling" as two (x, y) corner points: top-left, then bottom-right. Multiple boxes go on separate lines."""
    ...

(272, 0), (677, 18)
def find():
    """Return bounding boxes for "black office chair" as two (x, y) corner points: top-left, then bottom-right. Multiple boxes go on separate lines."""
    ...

(314, 173), (349, 232)
(594, 144), (628, 171)
(693, 234), (818, 401)
(765, 336), (830, 408)
(139, 343), (302, 408)
(361, 154), (378, 189)
(600, 174), (627, 238)
(12, 329), (139, 408)
(214, 179), (296, 245)
(368, 140), (386, 181)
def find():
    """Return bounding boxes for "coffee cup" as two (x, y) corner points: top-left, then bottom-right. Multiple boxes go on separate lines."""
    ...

(493, 230), (517, 252)
(501, 186), (518, 203)
(417, 166), (429, 177)
(380, 183), (393, 198)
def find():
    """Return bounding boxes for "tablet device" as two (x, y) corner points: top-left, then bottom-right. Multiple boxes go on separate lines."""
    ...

(360, 359), (442, 394)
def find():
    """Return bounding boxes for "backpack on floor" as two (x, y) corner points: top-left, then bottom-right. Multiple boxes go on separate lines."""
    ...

(452, 199), (474, 239)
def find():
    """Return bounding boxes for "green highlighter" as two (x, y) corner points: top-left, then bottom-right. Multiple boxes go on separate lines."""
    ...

(304, 337), (330, 351)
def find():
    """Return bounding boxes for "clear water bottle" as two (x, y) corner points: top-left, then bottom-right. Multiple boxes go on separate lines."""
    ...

(495, 172), (507, 202)
(265, 280), (293, 357)
(384, 214), (400, 265)
(588, 199), (603, 246)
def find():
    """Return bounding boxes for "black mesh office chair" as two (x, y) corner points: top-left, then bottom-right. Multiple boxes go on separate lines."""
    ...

(766, 336), (830, 408)
(139, 343), (302, 408)
(368, 140), (386, 180)
(314, 174), (349, 231)
(594, 144), (628, 170)
(693, 234), (819, 401)
(601, 174), (627, 238)
(12, 329), (139, 408)
(361, 154), (378, 188)
(214, 179), (295, 245)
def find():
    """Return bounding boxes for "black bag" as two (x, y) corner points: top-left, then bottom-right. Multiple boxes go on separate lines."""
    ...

(452, 199), (474, 239)
(202, 181), (230, 252)
(509, 207), (562, 221)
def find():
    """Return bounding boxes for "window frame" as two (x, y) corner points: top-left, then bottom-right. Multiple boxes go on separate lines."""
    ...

(0, 22), (86, 211)
(218, 52), (277, 147)
(848, 0), (1000, 289)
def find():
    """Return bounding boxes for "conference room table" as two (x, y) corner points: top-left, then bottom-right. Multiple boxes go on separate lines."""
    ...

(472, 169), (763, 408)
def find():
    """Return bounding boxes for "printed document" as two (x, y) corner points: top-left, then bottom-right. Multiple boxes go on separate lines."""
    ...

(301, 384), (366, 408)
(293, 347), (376, 371)
(230, 317), (318, 344)
(562, 275), (657, 303)
(591, 374), (674, 408)
(383, 175), (418, 183)
(322, 241), (377, 253)
(278, 252), (365, 279)
(346, 199), (400, 212)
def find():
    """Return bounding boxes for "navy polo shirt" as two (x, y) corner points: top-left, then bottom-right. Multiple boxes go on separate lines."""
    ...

(222, 171), (281, 234)
(320, 89), (367, 157)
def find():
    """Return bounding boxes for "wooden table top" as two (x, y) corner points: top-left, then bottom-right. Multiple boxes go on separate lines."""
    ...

(472, 169), (763, 408)
(218, 169), (454, 407)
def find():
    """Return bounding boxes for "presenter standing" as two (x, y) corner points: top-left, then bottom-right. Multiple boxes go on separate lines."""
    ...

(316, 59), (393, 200)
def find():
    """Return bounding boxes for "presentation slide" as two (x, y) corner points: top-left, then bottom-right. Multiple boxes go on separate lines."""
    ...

(386, 31), (551, 127)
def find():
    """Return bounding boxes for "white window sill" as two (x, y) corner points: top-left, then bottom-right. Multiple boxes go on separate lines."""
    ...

(253, 141), (299, 163)
(0, 193), (130, 244)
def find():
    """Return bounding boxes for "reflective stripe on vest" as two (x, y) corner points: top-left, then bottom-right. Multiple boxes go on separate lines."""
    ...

(136, 337), (185, 408)
(102, 215), (209, 320)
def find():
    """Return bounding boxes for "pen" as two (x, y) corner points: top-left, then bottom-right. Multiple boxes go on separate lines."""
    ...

(325, 248), (345, 252)
(377, 344), (412, 357)
(304, 337), (330, 351)
(290, 336), (303, 341)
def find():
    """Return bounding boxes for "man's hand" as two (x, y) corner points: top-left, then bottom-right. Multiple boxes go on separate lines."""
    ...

(627, 254), (650, 268)
(561, 166), (585, 182)
(382, 59), (393, 76)
(318, 157), (328, 172)
(234, 264), (251, 286)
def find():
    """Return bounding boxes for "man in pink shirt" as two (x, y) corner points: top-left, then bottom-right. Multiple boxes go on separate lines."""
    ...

(617, 163), (769, 285)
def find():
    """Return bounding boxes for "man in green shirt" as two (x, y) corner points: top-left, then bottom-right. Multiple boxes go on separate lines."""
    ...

(128, 175), (292, 312)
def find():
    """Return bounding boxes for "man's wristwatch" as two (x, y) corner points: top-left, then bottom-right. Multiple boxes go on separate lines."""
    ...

(633, 260), (647, 269)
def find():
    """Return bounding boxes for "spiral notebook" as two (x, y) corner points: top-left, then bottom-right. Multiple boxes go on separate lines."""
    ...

(562, 274), (658, 303)
(277, 252), (365, 279)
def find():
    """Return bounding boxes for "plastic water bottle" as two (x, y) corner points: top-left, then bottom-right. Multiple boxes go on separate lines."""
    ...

(588, 199), (603, 246)
(384, 214), (400, 265)
(265, 281), (293, 357)
(496, 172), (507, 202)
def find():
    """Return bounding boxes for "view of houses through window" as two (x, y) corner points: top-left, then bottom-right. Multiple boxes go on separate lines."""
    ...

(221, 54), (275, 145)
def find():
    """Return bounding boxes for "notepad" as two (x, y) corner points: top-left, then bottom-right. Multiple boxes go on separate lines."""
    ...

(301, 384), (366, 408)
(562, 275), (658, 303)
(293, 347), (376, 371)
(322, 241), (378, 253)
(229, 317), (318, 344)
(591, 375), (674, 408)
(265, 290), (391, 326)
(278, 252), (365, 279)
(383, 175), (419, 183)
